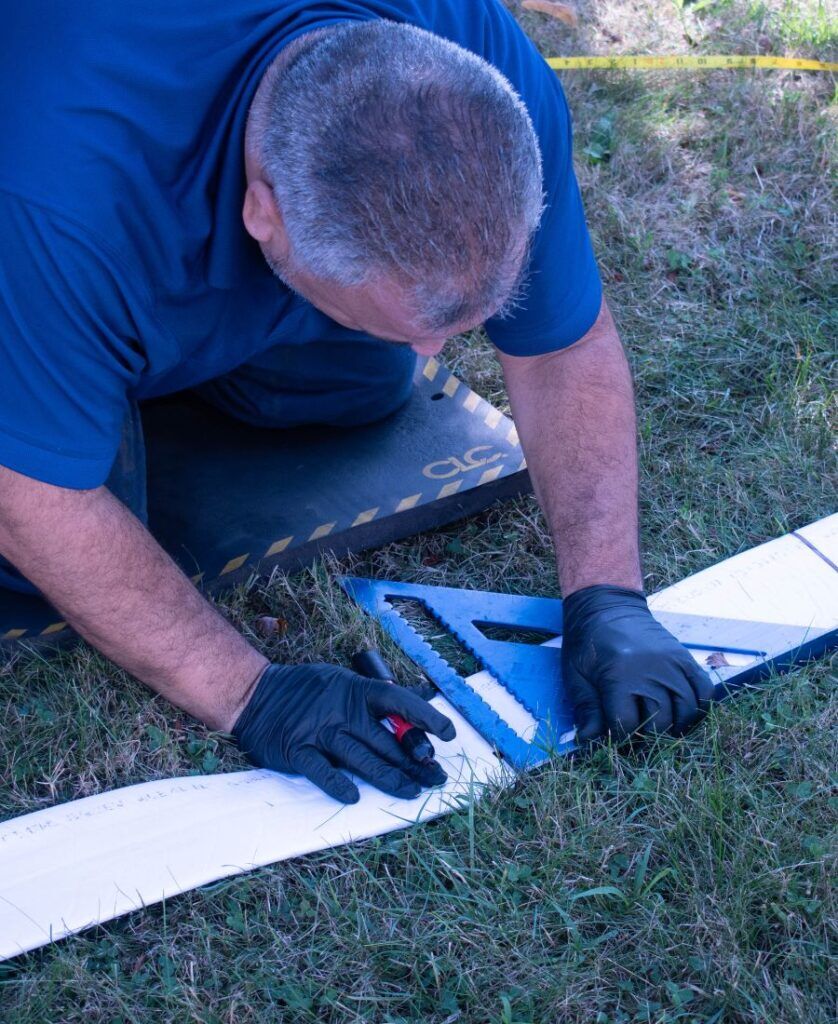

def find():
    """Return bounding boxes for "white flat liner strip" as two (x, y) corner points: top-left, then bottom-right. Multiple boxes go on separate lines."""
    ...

(648, 526), (837, 629)
(0, 700), (502, 962)
(1, 515), (835, 960)
(793, 512), (838, 568)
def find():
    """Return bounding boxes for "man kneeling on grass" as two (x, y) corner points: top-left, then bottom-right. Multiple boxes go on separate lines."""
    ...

(0, 1), (713, 801)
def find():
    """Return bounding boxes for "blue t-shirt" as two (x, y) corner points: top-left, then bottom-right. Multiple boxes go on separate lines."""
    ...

(0, 0), (602, 488)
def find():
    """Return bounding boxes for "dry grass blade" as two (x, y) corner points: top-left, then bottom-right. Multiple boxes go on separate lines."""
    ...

(521, 0), (579, 27)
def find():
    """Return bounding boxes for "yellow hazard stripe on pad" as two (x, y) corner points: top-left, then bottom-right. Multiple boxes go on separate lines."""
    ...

(437, 480), (463, 500)
(395, 493), (422, 512)
(220, 554), (249, 575)
(548, 54), (837, 72)
(442, 375), (459, 398)
(352, 508), (379, 527)
(478, 466), (504, 487)
(264, 536), (293, 558)
(463, 391), (481, 413)
(484, 408), (503, 430)
(309, 522), (336, 542)
(422, 357), (440, 382)
(41, 621), (68, 636)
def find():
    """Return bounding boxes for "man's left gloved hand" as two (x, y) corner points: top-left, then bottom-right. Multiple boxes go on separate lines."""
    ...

(561, 585), (715, 743)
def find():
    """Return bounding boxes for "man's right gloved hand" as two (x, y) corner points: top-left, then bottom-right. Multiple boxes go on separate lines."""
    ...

(232, 663), (456, 804)
(561, 585), (714, 743)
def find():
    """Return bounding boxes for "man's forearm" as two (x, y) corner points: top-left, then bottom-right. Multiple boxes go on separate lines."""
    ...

(0, 466), (268, 730)
(499, 299), (642, 595)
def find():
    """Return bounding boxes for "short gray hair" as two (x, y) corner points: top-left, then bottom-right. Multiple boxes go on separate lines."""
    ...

(257, 21), (544, 331)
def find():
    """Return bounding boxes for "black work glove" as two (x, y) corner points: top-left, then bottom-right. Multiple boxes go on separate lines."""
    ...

(561, 585), (715, 743)
(233, 664), (456, 804)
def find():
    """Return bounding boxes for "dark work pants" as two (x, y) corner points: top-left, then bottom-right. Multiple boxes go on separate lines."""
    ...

(0, 336), (416, 595)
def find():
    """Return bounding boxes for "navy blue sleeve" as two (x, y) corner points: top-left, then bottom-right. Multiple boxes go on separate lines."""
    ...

(0, 192), (145, 488)
(485, 67), (602, 355)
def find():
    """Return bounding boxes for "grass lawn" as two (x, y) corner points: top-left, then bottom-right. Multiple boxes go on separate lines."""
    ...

(1, 1), (835, 1021)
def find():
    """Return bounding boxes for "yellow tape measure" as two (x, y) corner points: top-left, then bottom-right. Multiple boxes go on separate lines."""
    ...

(547, 55), (838, 72)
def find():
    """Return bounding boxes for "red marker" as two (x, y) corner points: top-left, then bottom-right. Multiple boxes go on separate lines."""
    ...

(351, 650), (436, 763)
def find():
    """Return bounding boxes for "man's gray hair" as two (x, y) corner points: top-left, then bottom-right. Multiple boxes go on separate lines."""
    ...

(257, 21), (544, 331)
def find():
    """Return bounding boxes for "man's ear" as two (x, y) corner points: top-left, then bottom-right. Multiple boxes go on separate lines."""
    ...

(243, 180), (290, 257)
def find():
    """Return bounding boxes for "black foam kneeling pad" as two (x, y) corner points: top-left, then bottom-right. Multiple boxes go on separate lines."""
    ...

(1, 359), (529, 647)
